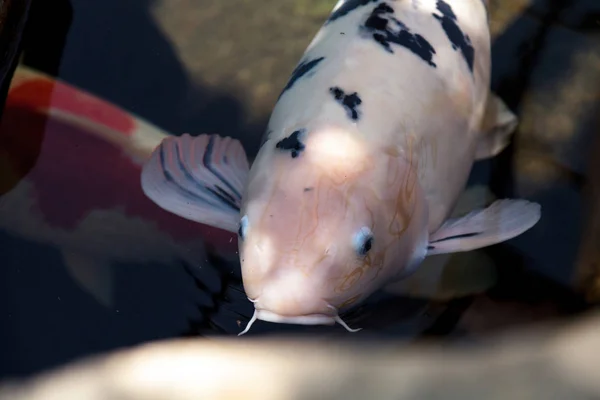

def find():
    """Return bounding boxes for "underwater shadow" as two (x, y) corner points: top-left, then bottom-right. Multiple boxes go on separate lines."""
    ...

(0, 0), (33, 116)
(455, 0), (600, 336)
(490, 0), (600, 278)
(20, 0), (72, 77)
(51, 0), (268, 149)
(0, 0), (72, 198)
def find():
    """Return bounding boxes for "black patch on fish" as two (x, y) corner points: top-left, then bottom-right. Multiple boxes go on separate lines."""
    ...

(432, 0), (475, 72)
(304, 187), (314, 192)
(429, 231), (481, 244)
(326, 0), (380, 24)
(329, 86), (362, 121)
(361, 3), (437, 68)
(275, 130), (306, 158)
(278, 57), (325, 99)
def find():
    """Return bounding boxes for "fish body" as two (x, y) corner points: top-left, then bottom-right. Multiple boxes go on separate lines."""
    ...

(263, 0), (489, 232)
(141, 0), (540, 334)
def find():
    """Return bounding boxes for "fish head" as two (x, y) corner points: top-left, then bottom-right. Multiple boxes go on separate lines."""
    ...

(237, 127), (429, 333)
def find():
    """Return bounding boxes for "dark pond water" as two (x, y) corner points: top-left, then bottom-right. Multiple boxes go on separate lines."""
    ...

(0, 0), (599, 379)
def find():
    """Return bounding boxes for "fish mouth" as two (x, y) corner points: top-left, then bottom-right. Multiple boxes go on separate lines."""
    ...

(256, 310), (337, 326)
(237, 304), (361, 336)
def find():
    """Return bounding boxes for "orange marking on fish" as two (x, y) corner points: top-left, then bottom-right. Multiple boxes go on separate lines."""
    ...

(336, 294), (362, 309)
(335, 266), (364, 293)
(9, 79), (136, 136)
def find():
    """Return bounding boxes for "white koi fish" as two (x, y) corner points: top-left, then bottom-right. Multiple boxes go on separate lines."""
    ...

(141, 0), (541, 334)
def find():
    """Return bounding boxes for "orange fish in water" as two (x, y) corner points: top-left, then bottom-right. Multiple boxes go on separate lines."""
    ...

(141, 0), (541, 334)
(0, 66), (236, 307)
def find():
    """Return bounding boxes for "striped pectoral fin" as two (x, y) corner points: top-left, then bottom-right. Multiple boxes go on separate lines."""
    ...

(475, 92), (519, 161)
(426, 199), (541, 256)
(141, 133), (250, 233)
(383, 185), (500, 300)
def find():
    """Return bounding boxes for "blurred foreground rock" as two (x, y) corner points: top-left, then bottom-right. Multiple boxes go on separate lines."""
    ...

(2, 311), (600, 400)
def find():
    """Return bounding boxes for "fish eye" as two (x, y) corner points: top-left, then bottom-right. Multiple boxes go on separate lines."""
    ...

(353, 227), (373, 256)
(238, 215), (249, 240)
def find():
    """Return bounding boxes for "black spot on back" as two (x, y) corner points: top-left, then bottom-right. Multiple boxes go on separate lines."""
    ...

(275, 130), (306, 158)
(329, 86), (362, 121)
(326, 0), (380, 24)
(361, 3), (437, 68)
(278, 57), (325, 99)
(432, 0), (475, 72)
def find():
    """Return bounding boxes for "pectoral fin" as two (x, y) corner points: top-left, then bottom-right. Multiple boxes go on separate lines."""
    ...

(141, 133), (250, 233)
(384, 185), (500, 300)
(475, 93), (518, 160)
(427, 199), (541, 256)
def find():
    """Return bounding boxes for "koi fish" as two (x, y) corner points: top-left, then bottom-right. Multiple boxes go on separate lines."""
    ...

(141, 0), (541, 334)
(0, 65), (235, 307)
